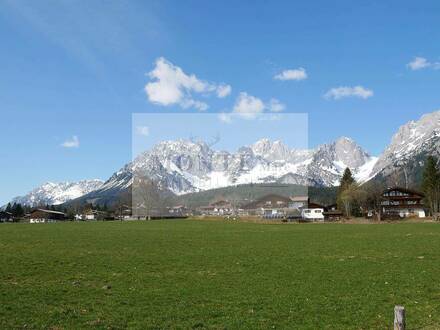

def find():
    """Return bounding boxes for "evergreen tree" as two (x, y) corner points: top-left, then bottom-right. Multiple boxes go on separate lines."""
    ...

(422, 156), (440, 214)
(337, 168), (356, 217)
(5, 203), (12, 213)
(15, 204), (24, 218)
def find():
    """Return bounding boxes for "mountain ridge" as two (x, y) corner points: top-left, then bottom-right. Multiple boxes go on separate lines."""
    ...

(10, 109), (440, 207)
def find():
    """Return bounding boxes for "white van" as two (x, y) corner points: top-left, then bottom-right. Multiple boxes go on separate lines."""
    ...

(301, 208), (325, 221)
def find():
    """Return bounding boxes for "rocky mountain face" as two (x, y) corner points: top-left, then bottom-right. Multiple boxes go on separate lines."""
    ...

(11, 180), (104, 207)
(86, 137), (376, 205)
(369, 110), (440, 186)
(12, 110), (440, 207)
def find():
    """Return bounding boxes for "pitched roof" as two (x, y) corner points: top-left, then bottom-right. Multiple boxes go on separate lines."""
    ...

(34, 209), (66, 215)
(383, 187), (425, 197)
(290, 196), (309, 202)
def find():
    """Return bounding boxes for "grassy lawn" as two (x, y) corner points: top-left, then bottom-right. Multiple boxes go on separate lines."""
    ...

(1, 220), (440, 329)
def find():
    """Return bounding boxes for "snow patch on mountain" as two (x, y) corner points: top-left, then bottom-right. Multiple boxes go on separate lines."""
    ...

(95, 137), (376, 196)
(11, 180), (104, 206)
(371, 110), (440, 178)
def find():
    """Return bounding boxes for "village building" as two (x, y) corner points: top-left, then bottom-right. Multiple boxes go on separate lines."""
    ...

(75, 209), (108, 221)
(289, 196), (309, 209)
(198, 200), (234, 216)
(241, 194), (292, 218)
(0, 211), (13, 222)
(380, 187), (425, 218)
(168, 205), (191, 217)
(323, 203), (344, 221)
(29, 209), (66, 223)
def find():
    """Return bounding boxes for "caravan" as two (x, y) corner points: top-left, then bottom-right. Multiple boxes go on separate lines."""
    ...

(301, 208), (324, 221)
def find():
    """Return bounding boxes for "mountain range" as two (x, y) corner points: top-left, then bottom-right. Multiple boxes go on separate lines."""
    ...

(9, 110), (440, 207)
(10, 180), (104, 207)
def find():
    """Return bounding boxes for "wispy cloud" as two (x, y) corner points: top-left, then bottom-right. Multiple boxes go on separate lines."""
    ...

(136, 126), (150, 136)
(324, 86), (373, 100)
(61, 136), (79, 148)
(145, 57), (231, 111)
(407, 56), (440, 71)
(274, 68), (307, 81)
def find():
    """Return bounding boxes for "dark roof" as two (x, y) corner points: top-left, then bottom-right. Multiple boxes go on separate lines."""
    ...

(32, 209), (66, 215)
(210, 200), (232, 207)
(308, 202), (325, 209)
(382, 187), (425, 198)
(0, 211), (12, 215)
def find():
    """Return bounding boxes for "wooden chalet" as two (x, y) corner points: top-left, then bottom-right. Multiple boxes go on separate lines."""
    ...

(29, 209), (66, 223)
(380, 187), (425, 218)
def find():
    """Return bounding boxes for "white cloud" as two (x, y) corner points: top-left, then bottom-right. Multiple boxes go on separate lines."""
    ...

(61, 136), (79, 148)
(136, 126), (149, 136)
(216, 84), (232, 98)
(407, 56), (440, 71)
(274, 68), (307, 81)
(324, 86), (373, 100)
(268, 98), (285, 112)
(230, 93), (285, 119)
(233, 92), (265, 119)
(145, 57), (231, 111)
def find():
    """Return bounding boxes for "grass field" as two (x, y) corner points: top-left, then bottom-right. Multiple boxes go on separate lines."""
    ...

(1, 220), (440, 329)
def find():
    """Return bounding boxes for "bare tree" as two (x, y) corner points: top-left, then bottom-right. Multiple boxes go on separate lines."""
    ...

(340, 183), (358, 218)
(359, 183), (385, 221)
(132, 172), (164, 219)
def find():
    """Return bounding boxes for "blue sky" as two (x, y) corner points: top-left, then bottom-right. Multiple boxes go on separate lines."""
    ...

(1, 0), (440, 204)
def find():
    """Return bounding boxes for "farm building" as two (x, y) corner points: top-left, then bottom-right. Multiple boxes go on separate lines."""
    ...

(0, 211), (13, 222)
(198, 200), (234, 216)
(75, 209), (108, 221)
(29, 209), (66, 223)
(168, 205), (191, 216)
(380, 187), (425, 218)
(323, 204), (344, 221)
(289, 196), (309, 209)
(242, 194), (292, 218)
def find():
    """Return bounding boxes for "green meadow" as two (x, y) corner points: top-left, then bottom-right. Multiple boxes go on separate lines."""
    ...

(1, 220), (440, 329)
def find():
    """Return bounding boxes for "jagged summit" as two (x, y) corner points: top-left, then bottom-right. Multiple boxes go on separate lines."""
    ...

(370, 109), (440, 182)
(92, 137), (375, 198)
(13, 110), (440, 206)
(11, 180), (104, 207)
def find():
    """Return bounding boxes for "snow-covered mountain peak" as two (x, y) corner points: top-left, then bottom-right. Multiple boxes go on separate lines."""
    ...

(371, 109), (440, 177)
(94, 137), (375, 197)
(11, 179), (104, 207)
